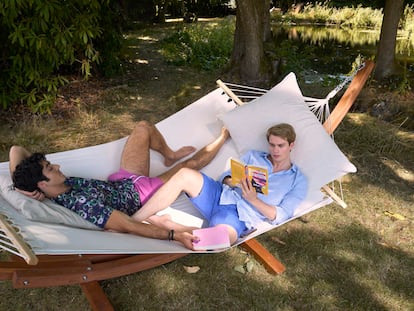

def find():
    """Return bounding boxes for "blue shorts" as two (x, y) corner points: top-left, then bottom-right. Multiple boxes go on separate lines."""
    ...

(189, 173), (247, 237)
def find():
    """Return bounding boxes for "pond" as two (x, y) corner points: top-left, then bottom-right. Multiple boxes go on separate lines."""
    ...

(271, 25), (414, 80)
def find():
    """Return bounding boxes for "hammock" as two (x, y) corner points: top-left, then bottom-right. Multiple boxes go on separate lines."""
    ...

(0, 60), (374, 311)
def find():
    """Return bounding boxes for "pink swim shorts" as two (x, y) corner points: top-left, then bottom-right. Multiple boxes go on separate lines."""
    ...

(108, 169), (163, 205)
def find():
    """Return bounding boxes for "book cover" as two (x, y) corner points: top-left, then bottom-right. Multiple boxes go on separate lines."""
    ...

(230, 158), (268, 195)
(192, 226), (231, 251)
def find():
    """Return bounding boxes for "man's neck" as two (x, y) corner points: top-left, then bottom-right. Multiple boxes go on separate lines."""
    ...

(44, 184), (71, 199)
(270, 157), (292, 173)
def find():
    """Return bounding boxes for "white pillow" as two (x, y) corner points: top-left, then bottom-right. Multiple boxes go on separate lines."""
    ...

(219, 72), (356, 193)
(0, 175), (100, 230)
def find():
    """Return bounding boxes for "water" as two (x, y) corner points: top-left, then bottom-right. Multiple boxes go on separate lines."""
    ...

(271, 25), (414, 79)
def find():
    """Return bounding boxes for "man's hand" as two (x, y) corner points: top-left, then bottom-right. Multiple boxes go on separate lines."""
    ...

(240, 178), (277, 221)
(15, 188), (45, 201)
(174, 231), (199, 250)
(9, 146), (32, 174)
(240, 178), (257, 203)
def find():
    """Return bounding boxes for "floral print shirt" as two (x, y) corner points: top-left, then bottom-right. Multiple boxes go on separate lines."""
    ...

(52, 177), (141, 228)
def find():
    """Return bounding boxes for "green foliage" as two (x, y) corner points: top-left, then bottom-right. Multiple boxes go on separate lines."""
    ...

(160, 18), (235, 71)
(0, 0), (121, 113)
(94, 1), (124, 77)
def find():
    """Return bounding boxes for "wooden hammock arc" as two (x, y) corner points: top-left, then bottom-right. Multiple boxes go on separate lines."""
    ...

(0, 60), (375, 311)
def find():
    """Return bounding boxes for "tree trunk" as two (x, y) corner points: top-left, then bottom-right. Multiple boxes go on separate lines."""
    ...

(228, 0), (272, 86)
(374, 0), (404, 80)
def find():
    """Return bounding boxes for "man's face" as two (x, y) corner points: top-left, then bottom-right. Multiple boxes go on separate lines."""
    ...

(38, 160), (66, 188)
(267, 134), (294, 164)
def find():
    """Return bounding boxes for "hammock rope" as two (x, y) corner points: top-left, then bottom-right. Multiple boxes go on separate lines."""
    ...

(222, 62), (366, 126)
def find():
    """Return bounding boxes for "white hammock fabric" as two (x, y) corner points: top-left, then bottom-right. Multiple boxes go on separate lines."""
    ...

(0, 74), (355, 259)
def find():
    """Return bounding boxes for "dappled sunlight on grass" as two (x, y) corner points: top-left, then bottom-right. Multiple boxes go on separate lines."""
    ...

(381, 157), (414, 183)
(335, 113), (413, 207)
(134, 58), (149, 64)
(137, 35), (158, 42)
(255, 218), (414, 310)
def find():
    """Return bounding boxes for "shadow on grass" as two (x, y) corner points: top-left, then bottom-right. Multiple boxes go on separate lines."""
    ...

(101, 220), (413, 310)
(269, 222), (414, 310)
(335, 114), (414, 204)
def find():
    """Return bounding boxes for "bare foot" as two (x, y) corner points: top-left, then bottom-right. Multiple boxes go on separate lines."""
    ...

(164, 146), (196, 166)
(221, 127), (230, 140)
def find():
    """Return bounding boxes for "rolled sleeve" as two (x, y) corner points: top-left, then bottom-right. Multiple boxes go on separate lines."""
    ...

(273, 205), (290, 224)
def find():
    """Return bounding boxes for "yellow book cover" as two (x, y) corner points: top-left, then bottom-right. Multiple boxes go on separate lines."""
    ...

(230, 158), (268, 195)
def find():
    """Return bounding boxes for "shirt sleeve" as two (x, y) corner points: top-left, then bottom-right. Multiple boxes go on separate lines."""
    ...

(272, 172), (308, 224)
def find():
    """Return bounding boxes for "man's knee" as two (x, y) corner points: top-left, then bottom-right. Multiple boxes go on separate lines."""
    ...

(172, 167), (201, 185)
(130, 121), (154, 141)
(171, 167), (203, 197)
(134, 120), (152, 132)
(174, 167), (196, 180)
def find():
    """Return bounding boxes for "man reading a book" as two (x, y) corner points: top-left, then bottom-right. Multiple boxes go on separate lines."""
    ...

(133, 123), (308, 244)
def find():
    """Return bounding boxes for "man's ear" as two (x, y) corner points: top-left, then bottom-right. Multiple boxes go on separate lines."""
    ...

(37, 180), (47, 191)
(289, 141), (295, 151)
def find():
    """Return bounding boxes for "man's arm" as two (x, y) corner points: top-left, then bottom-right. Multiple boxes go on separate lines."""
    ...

(106, 210), (197, 250)
(240, 178), (277, 221)
(9, 145), (32, 175)
(9, 146), (46, 201)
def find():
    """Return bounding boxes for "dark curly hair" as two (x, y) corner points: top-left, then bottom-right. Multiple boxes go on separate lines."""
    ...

(12, 153), (49, 192)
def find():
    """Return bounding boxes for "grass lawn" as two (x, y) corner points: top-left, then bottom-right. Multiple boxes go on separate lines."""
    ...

(0, 20), (413, 311)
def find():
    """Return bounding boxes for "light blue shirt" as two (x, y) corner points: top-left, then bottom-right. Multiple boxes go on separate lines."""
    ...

(218, 150), (308, 229)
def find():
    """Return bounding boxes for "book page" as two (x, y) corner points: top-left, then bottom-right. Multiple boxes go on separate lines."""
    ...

(246, 166), (268, 195)
(230, 158), (268, 195)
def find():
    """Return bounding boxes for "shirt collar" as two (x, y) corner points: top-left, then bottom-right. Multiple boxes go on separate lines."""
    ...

(260, 151), (298, 174)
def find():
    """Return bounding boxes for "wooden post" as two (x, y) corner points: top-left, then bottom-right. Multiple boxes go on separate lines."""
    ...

(81, 281), (114, 311)
(323, 60), (375, 135)
(241, 238), (286, 274)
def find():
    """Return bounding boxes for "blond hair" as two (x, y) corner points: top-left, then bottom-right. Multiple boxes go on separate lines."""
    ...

(266, 123), (296, 144)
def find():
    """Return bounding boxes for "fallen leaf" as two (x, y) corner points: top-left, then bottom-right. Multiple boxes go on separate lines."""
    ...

(183, 265), (200, 274)
(378, 242), (398, 250)
(384, 211), (406, 221)
(234, 265), (245, 274)
(271, 237), (286, 245)
(245, 261), (254, 272)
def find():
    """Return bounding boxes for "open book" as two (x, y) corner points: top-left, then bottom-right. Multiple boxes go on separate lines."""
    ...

(192, 226), (231, 251)
(230, 158), (268, 195)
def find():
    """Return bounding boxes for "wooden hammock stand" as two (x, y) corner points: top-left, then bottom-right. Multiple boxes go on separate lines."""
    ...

(0, 60), (374, 311)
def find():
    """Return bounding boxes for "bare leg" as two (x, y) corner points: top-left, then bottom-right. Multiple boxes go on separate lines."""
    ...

(132, 167), (204, 222)
(158, 127), (230, 183)
(146, 214), (198, 232)
(120, 121), (196, 175)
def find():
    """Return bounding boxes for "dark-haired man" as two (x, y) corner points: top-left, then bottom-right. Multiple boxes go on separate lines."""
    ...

(10, 121), (230, 249)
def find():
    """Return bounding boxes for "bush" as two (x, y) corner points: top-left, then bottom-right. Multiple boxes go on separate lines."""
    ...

(0, 0), (121, 113)
(160, 17), (235, 71)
